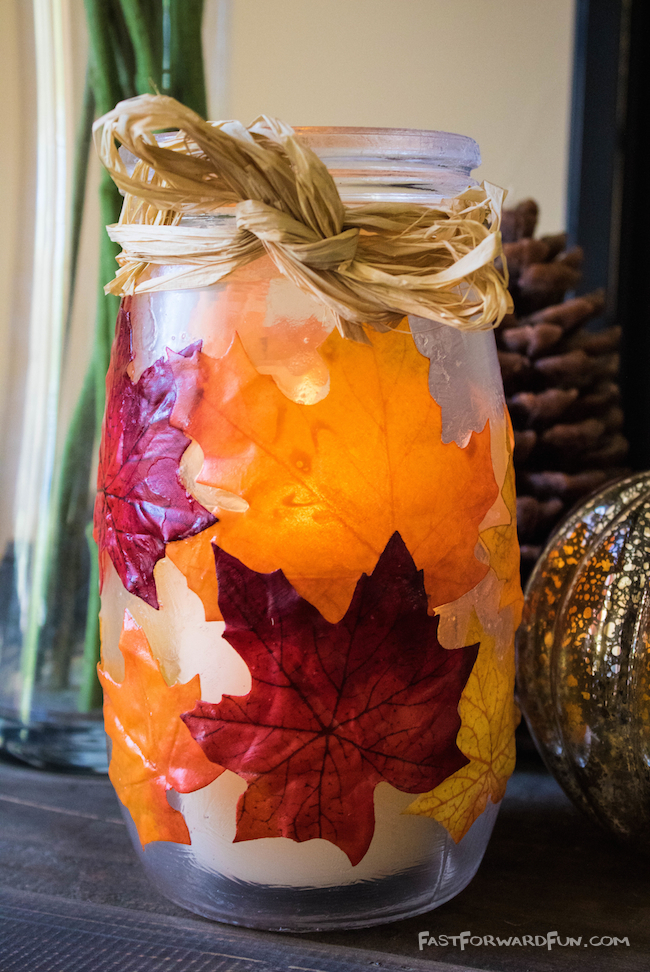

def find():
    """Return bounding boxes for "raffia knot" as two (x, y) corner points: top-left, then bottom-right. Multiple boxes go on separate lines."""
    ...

(94, 94), (512, 342)
(235, 200), (360, 270)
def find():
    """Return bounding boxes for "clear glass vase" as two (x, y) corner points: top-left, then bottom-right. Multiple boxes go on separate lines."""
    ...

(0, 54), (108, 772)
(0, 297), (107, 771)
(96, 128), (522, 929)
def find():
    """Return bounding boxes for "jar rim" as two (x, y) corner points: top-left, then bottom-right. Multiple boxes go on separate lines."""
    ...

(292, 126), (481, 172)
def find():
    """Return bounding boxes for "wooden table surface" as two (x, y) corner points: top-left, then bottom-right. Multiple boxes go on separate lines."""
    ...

(0, 747), (648, 972)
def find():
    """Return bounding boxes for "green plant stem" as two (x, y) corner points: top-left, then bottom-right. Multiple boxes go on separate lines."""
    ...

(169, 0), (206, 116)
(78, 522), (104, 712)
(118, 0), (160, 94)
(61, 0), (129, 712)
(74, 180), (120, 713)
(84, 0), (125, 114)
(108, 6), (137, 102)
(95, 175), (123, 420)
(48, 368), (96, 691)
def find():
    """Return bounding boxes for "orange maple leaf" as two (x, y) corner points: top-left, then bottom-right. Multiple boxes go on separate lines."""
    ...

(166, 327), (498, 622)
(403, 610), (518, 842)
(98, 611), (223, 847)
(166, 527), (222, 621)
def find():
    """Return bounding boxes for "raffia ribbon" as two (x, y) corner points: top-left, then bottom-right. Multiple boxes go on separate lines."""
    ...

(94, 94), (513, 342)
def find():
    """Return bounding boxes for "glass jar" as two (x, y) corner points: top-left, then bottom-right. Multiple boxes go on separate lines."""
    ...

(96, 128), (522, 930)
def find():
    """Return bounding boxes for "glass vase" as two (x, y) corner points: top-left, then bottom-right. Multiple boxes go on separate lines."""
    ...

(0, 352), (107, 766)
(0, 31), (108, 771)
(96, 128), (522, 929)
(0, 272), (108, 772)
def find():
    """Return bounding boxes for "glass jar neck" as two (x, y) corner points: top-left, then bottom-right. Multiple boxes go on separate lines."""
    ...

(145, 124), (481, 217)
(294, 126), (480, 204)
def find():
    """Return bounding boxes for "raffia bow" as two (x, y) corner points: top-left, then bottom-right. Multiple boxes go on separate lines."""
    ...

(94, 94), (512, 342)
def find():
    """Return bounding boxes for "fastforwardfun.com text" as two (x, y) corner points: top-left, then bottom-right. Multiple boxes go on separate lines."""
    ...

(418, 931), (630, 951)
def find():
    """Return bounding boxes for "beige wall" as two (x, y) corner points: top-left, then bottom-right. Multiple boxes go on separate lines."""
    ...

(2, 0), (575, 398)
(210, 0), (575, 236)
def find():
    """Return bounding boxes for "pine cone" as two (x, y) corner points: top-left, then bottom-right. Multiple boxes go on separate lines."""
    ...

(497, 200), (629, 580)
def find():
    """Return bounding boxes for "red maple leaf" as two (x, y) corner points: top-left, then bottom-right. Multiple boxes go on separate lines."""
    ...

(182, 533), (478, 865)
(94, 300), (217, 608)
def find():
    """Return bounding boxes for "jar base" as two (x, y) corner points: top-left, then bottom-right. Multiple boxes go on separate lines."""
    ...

(0, 714), (108, 773)
(125, 800), (499, 932)
(149, 864), (484, 933)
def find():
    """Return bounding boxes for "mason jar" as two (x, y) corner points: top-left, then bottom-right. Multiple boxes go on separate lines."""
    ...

(96, 126), (522, 930)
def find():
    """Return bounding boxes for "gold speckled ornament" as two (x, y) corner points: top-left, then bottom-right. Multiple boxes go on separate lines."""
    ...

(517, 472), (650, 849)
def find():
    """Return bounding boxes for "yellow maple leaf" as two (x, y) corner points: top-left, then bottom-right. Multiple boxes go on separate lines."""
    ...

(479, 417), (523, 625)
(404, 609), (518, 842)
(167, 327), (498, 622)
(98, 611), (223, 847)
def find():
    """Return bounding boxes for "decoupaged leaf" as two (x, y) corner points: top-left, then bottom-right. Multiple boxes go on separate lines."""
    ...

(94, 300), (217, 608)
(167, 326), (498, 622)
(165, 527), (222, 621)
(404, 610), (518, 842)
(98, 611), (223, 847)
(182, 533), (479, 866)
(479, 416), (523, 624)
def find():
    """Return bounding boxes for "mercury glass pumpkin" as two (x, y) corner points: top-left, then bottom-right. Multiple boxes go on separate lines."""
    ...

(517, 472), (650, 850)
(95, 127), (522, 931)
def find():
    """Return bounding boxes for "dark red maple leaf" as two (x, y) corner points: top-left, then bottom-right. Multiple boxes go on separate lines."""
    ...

(94, 300), (217, 608)
(182, 533), (478, 865)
